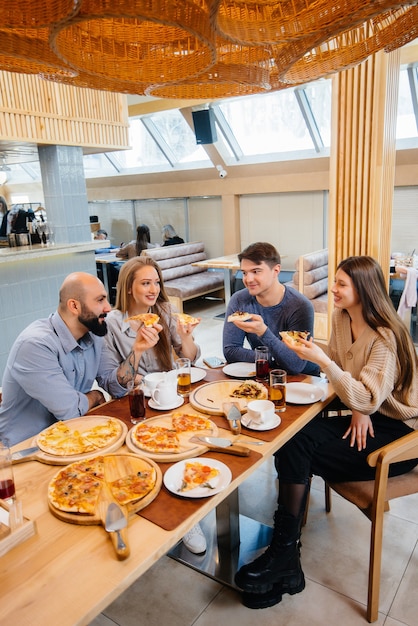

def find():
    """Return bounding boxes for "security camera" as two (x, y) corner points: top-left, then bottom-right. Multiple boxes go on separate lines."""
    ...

(219, 169), (227, 178)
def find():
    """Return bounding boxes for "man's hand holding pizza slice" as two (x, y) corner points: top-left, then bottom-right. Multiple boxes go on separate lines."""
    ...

(228, 310), (267, 337)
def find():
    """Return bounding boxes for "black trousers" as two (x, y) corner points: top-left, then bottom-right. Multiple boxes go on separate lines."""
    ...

(275, 412), (418, 484)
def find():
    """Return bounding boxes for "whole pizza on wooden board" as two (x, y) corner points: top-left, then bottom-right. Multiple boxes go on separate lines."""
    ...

(47, 453), (162, 524)
(125, 412), (219, 462)
(189, 379), (268, 415)
(31, 416), (128, 465)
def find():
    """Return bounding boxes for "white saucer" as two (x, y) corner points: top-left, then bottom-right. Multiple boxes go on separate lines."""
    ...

(241, 413), (281, 431)
(148, 396), (184, 411)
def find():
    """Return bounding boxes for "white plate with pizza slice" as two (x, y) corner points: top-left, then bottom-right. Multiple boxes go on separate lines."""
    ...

(222, 362), (256, 379)
(125, 412), (219, 462)
(163, 457), (232, 498)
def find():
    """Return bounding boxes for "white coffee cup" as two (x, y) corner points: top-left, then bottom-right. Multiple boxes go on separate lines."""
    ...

(247, 399), (275, 424)
(152, 381), (178, 406)
(143, 372), (166, 395)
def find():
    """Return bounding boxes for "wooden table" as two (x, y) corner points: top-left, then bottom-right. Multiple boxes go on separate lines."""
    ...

(192, 254), (240, 306)
(1, 369), (334, 626)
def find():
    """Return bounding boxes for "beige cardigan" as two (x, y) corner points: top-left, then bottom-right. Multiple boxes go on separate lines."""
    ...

(323, 308), (418, 430)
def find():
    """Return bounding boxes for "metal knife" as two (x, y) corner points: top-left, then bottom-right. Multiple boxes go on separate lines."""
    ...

(11, 447), (40, 464)
(189, 436), (250, 456)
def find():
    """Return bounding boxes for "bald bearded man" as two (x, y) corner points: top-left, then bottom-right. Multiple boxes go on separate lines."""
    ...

(0, 272), (134, 446)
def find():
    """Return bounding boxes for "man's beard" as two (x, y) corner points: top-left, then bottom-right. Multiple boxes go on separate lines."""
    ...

(78, 308), (108, 337)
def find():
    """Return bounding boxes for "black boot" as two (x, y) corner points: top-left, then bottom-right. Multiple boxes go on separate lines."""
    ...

(234, 506), (304, 594)
(241, 544), (305, 609)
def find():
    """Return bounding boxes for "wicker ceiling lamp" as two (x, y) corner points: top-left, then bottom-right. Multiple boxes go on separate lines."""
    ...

(0, 0), (81, 29)
(281, 5), (418, 84)
(147, 39), (272, 98)
(212, 0), (418, 46)
(39, 66), (149, 94)
(0, 27), (78, 78)
(51, 0), (217, 85)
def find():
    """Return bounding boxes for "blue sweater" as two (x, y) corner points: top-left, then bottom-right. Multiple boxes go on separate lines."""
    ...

(223, 286), (320, 375)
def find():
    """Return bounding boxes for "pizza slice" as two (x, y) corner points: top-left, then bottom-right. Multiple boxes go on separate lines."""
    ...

(279, 330), (310, 346)
(126, 312), (160, 327)
(178, 461), (220, 492)
(230, 380), (268, 399)
(81, 419), (122, 450)
(227, 311), (252, 323)
(175, 312), (200, 326)
(171, 412), (213, 433)
(48, 457), (105, 514)
(108, 469), (156, 506)
(131, 424), (180, 454)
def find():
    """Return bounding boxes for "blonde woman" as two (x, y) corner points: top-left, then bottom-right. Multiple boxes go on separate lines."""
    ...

(104, 256), (207, 554)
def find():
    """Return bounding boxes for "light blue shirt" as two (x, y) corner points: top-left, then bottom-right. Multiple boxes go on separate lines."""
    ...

(0, 312), (126, 445)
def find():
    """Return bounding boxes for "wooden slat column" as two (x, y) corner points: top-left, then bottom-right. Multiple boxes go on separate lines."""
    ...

(327, 48), (401, 330)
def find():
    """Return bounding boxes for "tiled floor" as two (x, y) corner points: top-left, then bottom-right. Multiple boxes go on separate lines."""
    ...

(90, 298), (418, 626)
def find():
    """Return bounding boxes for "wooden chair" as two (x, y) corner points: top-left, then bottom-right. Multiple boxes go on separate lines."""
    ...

(321, 430), (418, 622)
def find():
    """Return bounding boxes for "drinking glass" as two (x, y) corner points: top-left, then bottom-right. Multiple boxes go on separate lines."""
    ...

(255, 346), (269, 381)
(269, 369), (287, 412)
(175, 358), (192, 396)
(0, 441), (16, 504)
(127, 380), (146, 424)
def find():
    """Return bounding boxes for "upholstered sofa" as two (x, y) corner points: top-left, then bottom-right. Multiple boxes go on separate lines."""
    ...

(141, 241), (224, 312)
(287, 249), (329, 341)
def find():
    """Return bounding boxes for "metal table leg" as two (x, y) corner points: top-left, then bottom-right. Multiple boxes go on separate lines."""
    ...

(168, 489), (272, 588)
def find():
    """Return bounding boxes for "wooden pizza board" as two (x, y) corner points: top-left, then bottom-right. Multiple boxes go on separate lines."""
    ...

(24, 416), (128, 465)
(189, 380), (268, 416)
(125, 413), (219, 462)
(48, 453), (162, 525)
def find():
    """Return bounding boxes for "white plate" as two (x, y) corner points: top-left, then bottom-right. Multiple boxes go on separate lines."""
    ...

(191, 367), (207, 383)
(163, 457), (232, 498)
(223, 362), (256, 379)
(286, 383), (325, 404)
(241, 413), (281, 431)
(148, 396), (184, 411)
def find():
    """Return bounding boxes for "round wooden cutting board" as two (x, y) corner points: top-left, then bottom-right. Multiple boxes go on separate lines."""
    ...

(29, 416), (128, 465)
(189, 380), (268, 415)
(125, 413), (219, 462)
(48, 453), (162, 525)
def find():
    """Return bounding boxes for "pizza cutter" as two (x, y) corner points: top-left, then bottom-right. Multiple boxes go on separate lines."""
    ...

(104, 502), (130, 560)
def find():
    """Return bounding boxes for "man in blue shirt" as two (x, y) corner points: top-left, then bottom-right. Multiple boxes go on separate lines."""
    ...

(223, 242), (319, 376)
(0, 272), (146, 446)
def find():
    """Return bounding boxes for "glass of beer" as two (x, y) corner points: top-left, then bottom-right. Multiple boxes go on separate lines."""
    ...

(269, 369), (287, 412)
(175, 358), (192, 396)
(127, 380), (146, 424)
(255, 346), (269, 381)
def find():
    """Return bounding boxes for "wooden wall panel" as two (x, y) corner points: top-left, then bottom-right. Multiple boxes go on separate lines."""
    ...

(0, 71), (129, 149)
(327, 49), (401, 337)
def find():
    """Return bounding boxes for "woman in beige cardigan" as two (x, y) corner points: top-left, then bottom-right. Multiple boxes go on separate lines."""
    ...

(234, 255), (418, 609)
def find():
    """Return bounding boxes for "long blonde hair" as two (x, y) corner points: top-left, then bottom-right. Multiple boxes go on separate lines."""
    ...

(115, 257), (173, 371)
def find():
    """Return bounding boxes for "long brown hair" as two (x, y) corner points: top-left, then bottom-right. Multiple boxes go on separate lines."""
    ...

(115, 256), (173, 371)
(337, 256), (418, 399)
